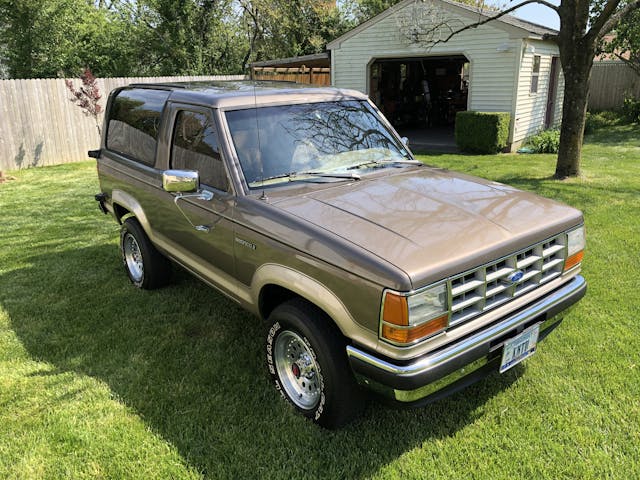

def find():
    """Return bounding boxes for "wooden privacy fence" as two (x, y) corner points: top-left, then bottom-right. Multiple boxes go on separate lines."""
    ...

(589, 62), (640, 110)
(251, 66), (331, 86)
(0, 75), (245, 171)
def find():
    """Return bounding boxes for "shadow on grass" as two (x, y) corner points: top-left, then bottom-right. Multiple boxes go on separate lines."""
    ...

(3, 245), (524, 479)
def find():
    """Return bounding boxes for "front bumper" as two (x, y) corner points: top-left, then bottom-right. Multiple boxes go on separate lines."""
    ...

(347, 275), (586, 405)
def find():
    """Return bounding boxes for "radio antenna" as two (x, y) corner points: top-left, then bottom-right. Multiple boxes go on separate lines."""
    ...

(252, 80), (267, 201)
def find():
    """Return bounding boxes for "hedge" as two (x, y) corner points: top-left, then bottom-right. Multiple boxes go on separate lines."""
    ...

(454, 111), (511, 154)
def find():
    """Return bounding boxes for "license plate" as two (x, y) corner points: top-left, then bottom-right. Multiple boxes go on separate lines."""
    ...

(499, 324), (540, 373)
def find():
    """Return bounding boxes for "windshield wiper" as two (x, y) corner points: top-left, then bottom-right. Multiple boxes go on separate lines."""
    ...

(254, 171), (360, 184)
(346, 159), (422, 170)
(294, 171), (361, 181)
(258, 172), (295, 182)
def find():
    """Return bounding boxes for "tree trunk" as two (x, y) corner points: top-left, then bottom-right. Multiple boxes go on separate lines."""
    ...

(554, 0), (595, 179)
(554, 53), (593, 178)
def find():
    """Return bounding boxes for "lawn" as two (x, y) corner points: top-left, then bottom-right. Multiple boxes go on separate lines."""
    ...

(1, 125), (638, 479)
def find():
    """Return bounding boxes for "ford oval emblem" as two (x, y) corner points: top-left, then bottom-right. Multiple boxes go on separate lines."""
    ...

(507, 270), (524, 284)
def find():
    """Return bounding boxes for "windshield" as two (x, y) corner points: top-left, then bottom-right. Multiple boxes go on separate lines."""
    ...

(225, 100), (413, 188)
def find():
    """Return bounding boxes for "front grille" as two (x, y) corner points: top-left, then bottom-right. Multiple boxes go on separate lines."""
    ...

(448, 233), (566, 327)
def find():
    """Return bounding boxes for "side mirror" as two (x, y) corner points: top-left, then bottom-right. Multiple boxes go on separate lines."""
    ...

(401, 136), (410, 146)
(163, 170), (199, 193)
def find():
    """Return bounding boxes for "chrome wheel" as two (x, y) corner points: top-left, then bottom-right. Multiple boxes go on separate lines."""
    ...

(123, 233), (144, 282)
(274, 330), (322, 410)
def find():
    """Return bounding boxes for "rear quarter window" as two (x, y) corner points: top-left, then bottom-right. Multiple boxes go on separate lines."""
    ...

(106, 89), (170, 166)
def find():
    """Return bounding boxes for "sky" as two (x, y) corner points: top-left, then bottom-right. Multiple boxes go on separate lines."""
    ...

(493, 0), (561, 30)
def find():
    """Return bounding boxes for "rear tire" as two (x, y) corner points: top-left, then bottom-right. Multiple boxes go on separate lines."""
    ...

(120, 217), (171, 289)
(266, 299), (363, 428)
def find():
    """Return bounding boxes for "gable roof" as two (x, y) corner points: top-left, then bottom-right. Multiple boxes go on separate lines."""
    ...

(250, 52), (330, 69)
(327, 0), (558, 49)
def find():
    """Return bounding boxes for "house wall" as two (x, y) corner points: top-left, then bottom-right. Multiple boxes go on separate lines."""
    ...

(512, 39), (563, 147)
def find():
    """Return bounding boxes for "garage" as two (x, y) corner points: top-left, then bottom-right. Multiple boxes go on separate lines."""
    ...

(327, 0), (564, 151)
(369, 55), (469, 129)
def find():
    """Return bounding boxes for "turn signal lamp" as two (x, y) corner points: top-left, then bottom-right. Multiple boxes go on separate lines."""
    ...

(381, 315), (449, 344)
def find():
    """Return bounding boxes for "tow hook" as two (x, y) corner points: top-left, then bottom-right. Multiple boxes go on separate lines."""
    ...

(95, 193), (108, 214)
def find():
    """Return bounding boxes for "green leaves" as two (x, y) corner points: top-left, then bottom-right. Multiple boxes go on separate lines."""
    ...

(599, 8), (640, 77)
(238, 0), (354, 64)
(0, 0), (151, 78)
(0, 0), (356, 78)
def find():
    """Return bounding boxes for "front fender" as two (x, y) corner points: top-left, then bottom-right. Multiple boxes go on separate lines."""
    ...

(251, 263), (378, 351)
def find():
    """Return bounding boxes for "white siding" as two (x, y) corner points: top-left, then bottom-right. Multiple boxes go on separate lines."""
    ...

(331, 2), (521, 113)
(512, 39), (562, 145)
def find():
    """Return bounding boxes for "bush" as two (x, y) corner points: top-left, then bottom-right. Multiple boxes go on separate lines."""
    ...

(584, 110), (624, 134)
(455, 111), (511, 154)
(622, 95), (640, 123)
(524, 129), (561, 153)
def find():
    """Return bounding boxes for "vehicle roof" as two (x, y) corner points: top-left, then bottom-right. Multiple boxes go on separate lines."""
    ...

(124, 80), (368, 109)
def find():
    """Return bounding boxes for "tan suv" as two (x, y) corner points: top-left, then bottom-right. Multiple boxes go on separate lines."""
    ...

(93, 81), (586, 428)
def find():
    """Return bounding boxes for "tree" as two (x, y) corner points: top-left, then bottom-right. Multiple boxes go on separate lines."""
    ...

(0, 0), (71, 78)
(401, 0), (640, 178)
(238, 0), (353, 66)
(600, 9), (640, 76)
(65, 68), (103, 136)
(0, 0), (154, 78)
(348, 0), (403, 22)
(130, 0), (245, 75)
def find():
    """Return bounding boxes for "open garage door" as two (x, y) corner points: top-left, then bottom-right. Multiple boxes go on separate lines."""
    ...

(369, 56), (469, 132)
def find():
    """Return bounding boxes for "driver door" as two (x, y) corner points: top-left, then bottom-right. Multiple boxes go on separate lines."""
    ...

(155, 104), (237, 295)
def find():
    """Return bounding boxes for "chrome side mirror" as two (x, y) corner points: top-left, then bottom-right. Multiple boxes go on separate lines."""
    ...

(401, 136), (410, 146)
(162, 170), (199, 193)
(162, 170), (213, 232)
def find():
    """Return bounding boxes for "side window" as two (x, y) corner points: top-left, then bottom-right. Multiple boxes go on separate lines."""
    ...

(106, 89), (169, 166)
(171, 111), (229, 192)
(530, 55), (541, 94)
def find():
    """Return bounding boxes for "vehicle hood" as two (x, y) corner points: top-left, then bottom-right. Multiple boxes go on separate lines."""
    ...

(269, 167), (583, 288)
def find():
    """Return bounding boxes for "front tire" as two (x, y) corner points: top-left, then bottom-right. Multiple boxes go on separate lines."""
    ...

(120, 217), (171, 289)
(266, 299), (363, 428)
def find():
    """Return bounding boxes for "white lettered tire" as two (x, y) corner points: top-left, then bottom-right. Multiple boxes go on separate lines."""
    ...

(266, 299), (363, 428)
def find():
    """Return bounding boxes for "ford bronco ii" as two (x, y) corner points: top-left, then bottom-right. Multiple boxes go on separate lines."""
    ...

(93, 81), (586, 428)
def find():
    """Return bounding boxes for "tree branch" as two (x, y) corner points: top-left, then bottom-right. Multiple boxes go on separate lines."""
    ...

(615, 52), (640, 76)
(597, 0), (640, 39)
(586, 0), (622, 43)
(428, 0), (559, 47)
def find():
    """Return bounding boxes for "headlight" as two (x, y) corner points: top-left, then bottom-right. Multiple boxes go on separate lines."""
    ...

(380, 283), (449, 345)
(565, 225), (585, 271)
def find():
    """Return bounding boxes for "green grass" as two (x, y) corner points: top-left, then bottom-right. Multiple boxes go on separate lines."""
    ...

(1, 125), (639, 479)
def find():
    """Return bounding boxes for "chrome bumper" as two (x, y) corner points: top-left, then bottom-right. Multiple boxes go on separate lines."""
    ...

(347, 275), (586, 404)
